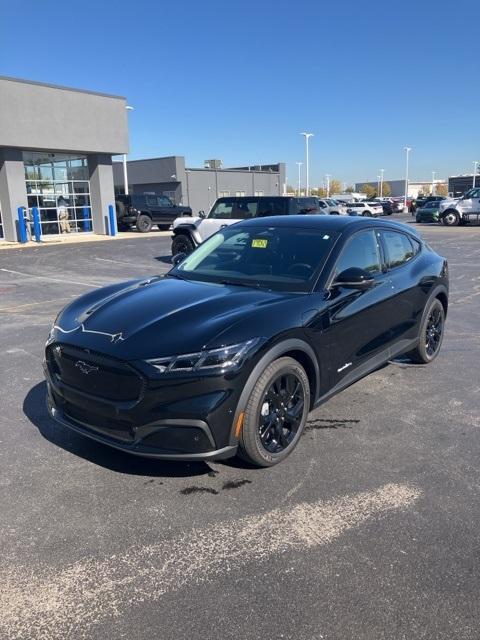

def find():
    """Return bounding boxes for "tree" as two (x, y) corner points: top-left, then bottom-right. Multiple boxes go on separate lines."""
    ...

(345, 185), (355, 193)
(317, 187), (327, 198)
(421, 183), (431, 196)
(436, 183), (448, 196)
(360, 183), (377, 198)
(381, 181), (391, 197)
(286, 185), (296, 194)
(328, 179), (342, 195)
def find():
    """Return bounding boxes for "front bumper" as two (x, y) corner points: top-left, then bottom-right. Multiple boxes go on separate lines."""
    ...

(43, 347), (244, 461)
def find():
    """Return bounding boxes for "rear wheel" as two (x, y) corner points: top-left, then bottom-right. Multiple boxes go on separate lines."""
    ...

(136, 214), (153, 233)
(406, 298), (445, 364)
(442, 210), (460, 226)
(362, 210), (372, 217)
(171, 233), (194, 256)
(238, 357), (310, 467)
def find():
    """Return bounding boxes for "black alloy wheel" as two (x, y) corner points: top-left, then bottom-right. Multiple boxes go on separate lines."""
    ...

(406, 298), (445, 364)
(238, 356), (310, 467)
(259, 373), (305, 453)
(171, 234), (194, 256)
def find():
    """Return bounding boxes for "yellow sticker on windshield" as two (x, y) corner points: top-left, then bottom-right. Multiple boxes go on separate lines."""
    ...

(252, 239), (268, 248)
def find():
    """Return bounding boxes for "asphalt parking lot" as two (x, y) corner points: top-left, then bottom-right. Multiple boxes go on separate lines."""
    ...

(1, 215), (480, 640)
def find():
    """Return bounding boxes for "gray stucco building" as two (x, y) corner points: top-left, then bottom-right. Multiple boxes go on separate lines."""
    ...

(0, 76), (128, 241)
(112, 157), (286, 214)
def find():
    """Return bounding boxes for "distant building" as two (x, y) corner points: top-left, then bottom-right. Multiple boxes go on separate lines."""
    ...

(113, 157), (286, 214)
(354, 179), (447, 198)
(448, 174), (478, 196)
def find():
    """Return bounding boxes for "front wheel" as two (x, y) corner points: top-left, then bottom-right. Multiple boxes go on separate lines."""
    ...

(238, 357), (310, 467)
(406, 298), (445, 364)
(442, 210), (460, 226)
(171, 233), (194, 256)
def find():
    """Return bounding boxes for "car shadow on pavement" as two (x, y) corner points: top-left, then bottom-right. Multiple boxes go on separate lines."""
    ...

(23, 382), (213, 478)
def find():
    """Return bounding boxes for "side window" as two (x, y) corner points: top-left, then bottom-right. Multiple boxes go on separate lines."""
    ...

(232, 200), (258, 219)
(146, 195), (157, 207)
(257, 199), (286, 216)
(209, 202), (234, 219)
(158, 196), (172, 207)
(334, 230), (382, 277)
(382, 231), (415, 268)
(318, 201), (327, 208)
(410, 237), (421, 255)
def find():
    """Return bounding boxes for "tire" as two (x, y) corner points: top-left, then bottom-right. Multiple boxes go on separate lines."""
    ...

(237, 357), (310, 467)
(136, 214), (153, 233)
(362, 211), (372, 217)
(405, 298), (445, 364)
(442, 210), (460, 226)
(171, 233), (194, 256)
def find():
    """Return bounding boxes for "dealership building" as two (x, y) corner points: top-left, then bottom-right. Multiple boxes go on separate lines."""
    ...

(112, 157), (286, 214)
(448, 174), (478, 196)
(354, 179), (447, 198)
(0, 75), (128, 242)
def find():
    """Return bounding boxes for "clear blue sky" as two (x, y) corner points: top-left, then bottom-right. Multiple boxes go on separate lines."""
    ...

(1, 0), (478, 187)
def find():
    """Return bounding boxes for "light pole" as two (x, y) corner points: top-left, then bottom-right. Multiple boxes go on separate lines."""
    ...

(300, 132), (314, 196)
(431, 171), (436, 195)
(380, 168), (384, 197)
(377, 176), (381, 196)
(404, 147), (412, 210)
(296, 162), (303, 196)
(473, 161), (479, 188)
(325, 174), (331, 197)
(122, 105), (135, 195)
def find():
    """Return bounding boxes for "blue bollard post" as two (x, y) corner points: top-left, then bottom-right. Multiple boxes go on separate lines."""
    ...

(17, 207), (27, 243)
(108, 204), (117, 236)
(32, 207), (42, 242)
(83, 206), (91, 232)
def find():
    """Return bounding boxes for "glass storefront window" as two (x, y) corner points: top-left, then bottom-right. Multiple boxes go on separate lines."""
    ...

(23, 151), (92, 235)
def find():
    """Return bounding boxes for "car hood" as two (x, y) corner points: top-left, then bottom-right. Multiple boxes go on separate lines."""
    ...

(52, 276), (296, 360)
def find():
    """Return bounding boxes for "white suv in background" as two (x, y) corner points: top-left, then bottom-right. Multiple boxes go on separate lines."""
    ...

(346, 202), (383, 217)
(317, 199), (348, 215)
(439, 188), (480, 226)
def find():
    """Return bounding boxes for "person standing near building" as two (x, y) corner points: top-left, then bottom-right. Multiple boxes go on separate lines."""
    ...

(57, 196), (71, 233)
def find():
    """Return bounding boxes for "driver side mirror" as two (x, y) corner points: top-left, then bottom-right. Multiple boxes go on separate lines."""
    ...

(332, 267), (375, 291)
(198, 210), (206, 218)
(171, 252), (186, 266)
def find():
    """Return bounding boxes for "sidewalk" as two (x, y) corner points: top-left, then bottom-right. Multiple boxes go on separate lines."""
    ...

(0, 229), (172, 250)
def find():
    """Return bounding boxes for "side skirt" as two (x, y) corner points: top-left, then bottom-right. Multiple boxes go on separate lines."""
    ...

(312, 337), (418, 410)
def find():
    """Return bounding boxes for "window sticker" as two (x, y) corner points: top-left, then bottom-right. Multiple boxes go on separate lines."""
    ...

(252, 239), (268, 248)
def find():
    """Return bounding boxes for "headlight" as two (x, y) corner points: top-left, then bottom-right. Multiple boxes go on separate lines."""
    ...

(145, 338), (262, 374)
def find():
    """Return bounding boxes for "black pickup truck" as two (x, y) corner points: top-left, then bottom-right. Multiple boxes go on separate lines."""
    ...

(115, 194), (192, 232)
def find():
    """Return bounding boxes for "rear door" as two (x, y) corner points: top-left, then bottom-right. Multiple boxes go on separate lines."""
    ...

(378, 229), (424, 351)
(156, 195), (178, 225)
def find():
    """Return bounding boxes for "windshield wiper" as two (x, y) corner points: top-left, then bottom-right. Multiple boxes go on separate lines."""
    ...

(166, 272), (186, 280)
(219, 279), (269, 290)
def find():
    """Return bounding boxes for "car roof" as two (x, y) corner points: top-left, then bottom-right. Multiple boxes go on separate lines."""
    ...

(235, 214), (421, 236)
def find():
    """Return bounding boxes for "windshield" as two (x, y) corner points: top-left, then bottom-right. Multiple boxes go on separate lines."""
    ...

(172, 226), (339, 292)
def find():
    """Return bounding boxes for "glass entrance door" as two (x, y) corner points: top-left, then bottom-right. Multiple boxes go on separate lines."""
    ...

(23, 152), (93, 235)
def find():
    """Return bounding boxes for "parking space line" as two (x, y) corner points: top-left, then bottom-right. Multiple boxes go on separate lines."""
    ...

(0, 483), (420, 640)
(0, 268), (100, 288)
(0, 297), (74, 313)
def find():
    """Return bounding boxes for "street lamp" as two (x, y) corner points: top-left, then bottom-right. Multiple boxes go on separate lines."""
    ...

(473, 161), (479, 188)
(404, 147), (412, 210)
(431, 171), (436, 195)
(380, 169), (385, 197)
(377, 176), (381, 196)
(296, 162), (303, 196)
(325, 174), (331, 197)
(300, 132), (314, 196)
(123, 105), (134, 195)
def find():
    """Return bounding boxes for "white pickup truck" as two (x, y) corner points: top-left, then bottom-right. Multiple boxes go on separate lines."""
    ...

(439, 188), (480, 226)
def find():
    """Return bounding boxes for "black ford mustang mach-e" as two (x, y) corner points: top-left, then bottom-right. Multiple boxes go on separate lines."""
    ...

(44, 216), (448, 467)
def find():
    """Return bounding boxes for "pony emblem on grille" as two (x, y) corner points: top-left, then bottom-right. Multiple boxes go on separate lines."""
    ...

(75, 360), (99, 375)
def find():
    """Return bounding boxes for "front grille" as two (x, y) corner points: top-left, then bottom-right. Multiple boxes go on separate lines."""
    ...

(47, 343), (145, 402)
(63, 402), (133, 442)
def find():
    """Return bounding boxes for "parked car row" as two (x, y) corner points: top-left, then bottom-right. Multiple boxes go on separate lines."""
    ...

(412, 189), (480, 227)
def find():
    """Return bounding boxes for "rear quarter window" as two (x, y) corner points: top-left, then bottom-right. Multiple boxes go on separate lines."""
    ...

(382, 231), (417, 268)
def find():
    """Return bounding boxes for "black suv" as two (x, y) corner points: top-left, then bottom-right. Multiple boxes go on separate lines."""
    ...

(115, 194), (192, 232)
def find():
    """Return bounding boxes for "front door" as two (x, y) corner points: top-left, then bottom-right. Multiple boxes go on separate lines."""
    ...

(305, 229), (395, 389)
